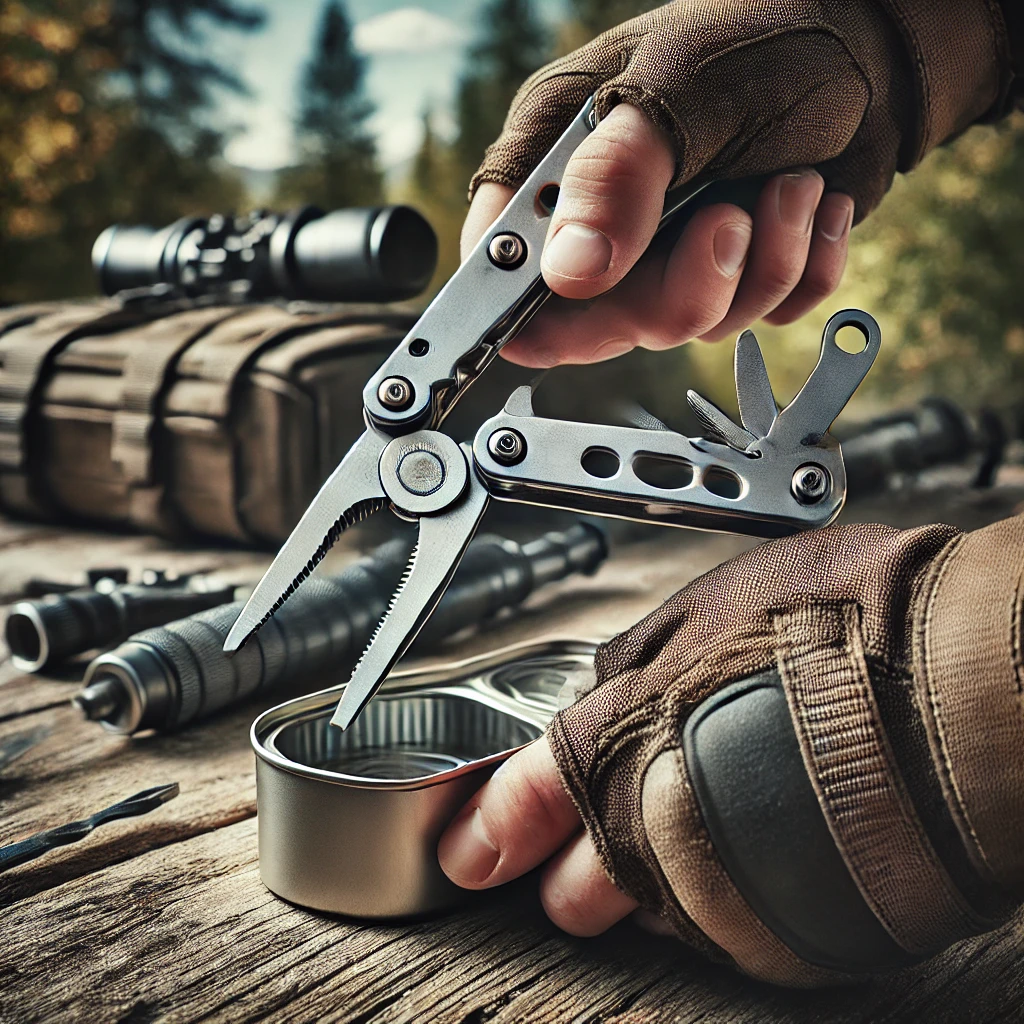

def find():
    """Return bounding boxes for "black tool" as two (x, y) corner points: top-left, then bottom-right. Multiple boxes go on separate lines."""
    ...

(5, 570), (236, 673)
(92, 204), (438, 303)
(73, 523), (607, 735)
(0, 726), (50, 773)
(0, 783), (179, 873)
(839, 397), (1006, 496)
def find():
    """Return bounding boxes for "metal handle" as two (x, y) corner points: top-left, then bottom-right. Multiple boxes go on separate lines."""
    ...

(363, 97), (772, 435)
(767, 310), (882, 449)
(473, 388), (847, 538)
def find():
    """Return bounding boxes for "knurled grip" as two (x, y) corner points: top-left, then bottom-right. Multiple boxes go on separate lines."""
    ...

(90, 524), (606, 732)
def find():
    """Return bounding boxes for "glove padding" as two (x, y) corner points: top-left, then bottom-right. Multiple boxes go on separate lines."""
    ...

(472, 0), (1011, 220)
(549, 516), (1024, 986)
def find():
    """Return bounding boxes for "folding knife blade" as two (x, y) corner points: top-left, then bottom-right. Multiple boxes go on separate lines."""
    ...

(224, 428), (390, 653)
(686, 389), (758, 451)
(331, 466), (489, 729)
(734, 330), (777, 438)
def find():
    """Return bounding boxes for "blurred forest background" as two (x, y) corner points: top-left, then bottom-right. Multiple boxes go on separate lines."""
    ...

(3, 0), (1024, 423)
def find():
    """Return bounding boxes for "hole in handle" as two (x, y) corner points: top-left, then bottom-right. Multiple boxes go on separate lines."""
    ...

(633, 454), (694, 490)
(835, 323), (868, 354)
(704, 466), (742, 500)
(581, 447), (620, 479)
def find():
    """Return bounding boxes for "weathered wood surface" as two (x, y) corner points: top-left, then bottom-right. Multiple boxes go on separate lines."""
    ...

(1, 474), (1023, 1024)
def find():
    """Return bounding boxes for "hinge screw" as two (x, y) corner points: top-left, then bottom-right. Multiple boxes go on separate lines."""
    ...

(487, 233), (527, 269)
(791, 464), (830, 505)
(377, 377), (413, 410)
(487, 428), (527, 465)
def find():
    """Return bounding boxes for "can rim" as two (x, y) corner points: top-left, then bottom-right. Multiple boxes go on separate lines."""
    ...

(250, 638), (597, 791)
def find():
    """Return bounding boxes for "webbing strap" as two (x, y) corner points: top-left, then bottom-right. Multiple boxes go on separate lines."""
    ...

(0, 302), (140, 515)
(110, 306), (239, 485)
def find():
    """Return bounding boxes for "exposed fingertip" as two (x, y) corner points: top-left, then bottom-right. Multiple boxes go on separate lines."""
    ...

(540, 834), (638, 937)
(438, 805), (500, 888)
(461, 181), (515, 262)
(712, 219), (753, 278)
(542, 222), (613, 283)
(499, 340), (562, 368)
(775, 168), (824, 235)
(816, 192), (854, 242)
(588, 337), (633, 363)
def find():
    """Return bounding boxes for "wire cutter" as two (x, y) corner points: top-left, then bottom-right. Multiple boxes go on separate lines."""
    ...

(224, 98), (881, 730)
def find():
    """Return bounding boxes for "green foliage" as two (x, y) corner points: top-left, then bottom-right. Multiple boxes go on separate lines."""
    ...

(274, 0), (382, 210)
(107, 0), (263, 134)
(400, 0), (549, 294)
(686, 115), (1024, 423)
(851, 114), (1024, 405)
(453, 0), (548, 186)
(392, 109), (465, 296)
(0, 0), (262, 303)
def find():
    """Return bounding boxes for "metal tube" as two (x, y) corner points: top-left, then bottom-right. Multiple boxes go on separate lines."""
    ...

(75, 523), (606, 734)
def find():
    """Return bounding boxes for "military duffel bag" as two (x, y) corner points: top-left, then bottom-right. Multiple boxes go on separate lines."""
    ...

(0, 299), (414, 546)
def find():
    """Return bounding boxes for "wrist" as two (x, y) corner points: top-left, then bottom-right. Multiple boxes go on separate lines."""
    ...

(877, 0), (1012, 164)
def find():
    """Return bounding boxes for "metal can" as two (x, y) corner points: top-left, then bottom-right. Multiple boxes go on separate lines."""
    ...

(251, 639), (597, 918)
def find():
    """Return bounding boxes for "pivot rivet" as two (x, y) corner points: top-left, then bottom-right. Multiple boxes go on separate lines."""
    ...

(378, 377), (413, 410)
(487, 428), (526, 465)
(397, 450), (445, 496)
(487, 233), (527, 269)
(791, 464), (830, 505)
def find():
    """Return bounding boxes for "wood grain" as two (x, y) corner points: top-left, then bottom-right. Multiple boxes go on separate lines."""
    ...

(2, 479), (1024, 1022)
(1, 817), (1022, 1023)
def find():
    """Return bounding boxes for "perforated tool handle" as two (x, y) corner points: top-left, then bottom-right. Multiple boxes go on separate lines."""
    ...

(363, 96), (770, 435)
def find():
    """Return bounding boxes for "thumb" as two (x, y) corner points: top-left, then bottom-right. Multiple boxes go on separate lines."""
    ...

(541, 103), (674, 300)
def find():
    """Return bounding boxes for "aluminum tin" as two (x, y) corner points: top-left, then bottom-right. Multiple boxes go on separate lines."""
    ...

(252, 639), (597, 918)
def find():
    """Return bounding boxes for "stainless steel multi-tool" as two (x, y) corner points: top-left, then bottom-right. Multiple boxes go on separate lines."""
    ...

(224, 97), (881, 731)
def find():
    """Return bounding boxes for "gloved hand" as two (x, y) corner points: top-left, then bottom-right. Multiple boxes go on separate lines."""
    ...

(438, 514), (1024, 986)
(461, 0), (1012, 367)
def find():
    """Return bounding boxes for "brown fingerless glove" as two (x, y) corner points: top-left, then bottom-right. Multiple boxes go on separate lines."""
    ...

(473, 0), (1013, 219)
(549, 514), (1024, 986)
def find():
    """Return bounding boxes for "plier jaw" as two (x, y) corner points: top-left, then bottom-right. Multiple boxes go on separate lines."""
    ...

(225, 96), (882, 731)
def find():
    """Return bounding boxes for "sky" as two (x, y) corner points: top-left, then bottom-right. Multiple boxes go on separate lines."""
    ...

(208, 0), (565, 172)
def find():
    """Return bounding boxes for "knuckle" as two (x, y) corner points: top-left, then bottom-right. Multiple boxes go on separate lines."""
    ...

(557, 130), (669, 219)
(756, 259), (805, 302)
(515, 770), (571, 835)
(798, 263), (841, 304)
(672, 293), (729, 338)
(495, 754), (571, 838)
(541, 879), (596, 936)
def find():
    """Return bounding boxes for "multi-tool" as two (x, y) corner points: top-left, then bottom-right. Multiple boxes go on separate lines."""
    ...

(224, 98), (881, 730)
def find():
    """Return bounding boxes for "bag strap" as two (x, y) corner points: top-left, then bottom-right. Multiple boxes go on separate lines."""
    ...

(111, 306), (241, 486)
(0, 302), (141, 517)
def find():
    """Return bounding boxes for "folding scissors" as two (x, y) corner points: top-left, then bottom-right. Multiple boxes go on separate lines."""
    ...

(224, 98), (880, 729)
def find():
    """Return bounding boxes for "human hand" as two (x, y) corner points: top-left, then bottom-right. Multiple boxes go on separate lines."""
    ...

(439, 516), (1024, 985)
(462, 0), (1005, 369)
(437, 736), (635, 937)
(462, 105), (854, 368)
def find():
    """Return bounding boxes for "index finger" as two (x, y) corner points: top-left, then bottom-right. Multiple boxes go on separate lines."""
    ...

(461, 182), (515, 262)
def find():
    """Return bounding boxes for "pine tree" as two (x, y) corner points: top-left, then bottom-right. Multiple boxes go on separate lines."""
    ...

(275, 0), (382, 210)
(1, 0), (262, 303)
(397, 108), (464, 296)
(453, 0), (547, 185)
(567, 0), (659, 36)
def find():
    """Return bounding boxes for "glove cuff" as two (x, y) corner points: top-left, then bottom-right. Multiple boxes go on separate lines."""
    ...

(913, 514), (1024, 890)
(879, 0), (1012, 166)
